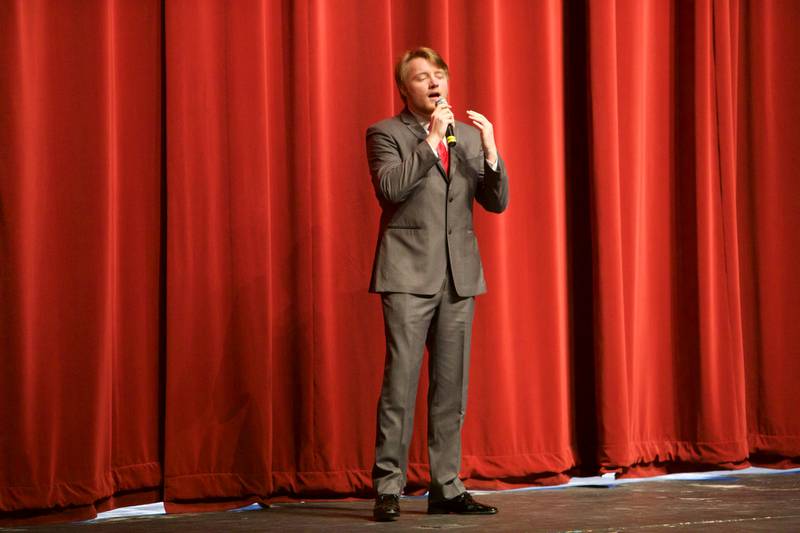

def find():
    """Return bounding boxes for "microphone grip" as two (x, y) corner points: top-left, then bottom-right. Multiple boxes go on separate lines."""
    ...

(445, 123), (457, 147)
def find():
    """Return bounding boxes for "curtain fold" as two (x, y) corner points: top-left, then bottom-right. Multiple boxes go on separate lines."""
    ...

(1, 0), (798, 525)
(739, 0), (800, 461)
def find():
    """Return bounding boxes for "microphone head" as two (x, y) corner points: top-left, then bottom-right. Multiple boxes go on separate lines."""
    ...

(435, 96), (447, 106)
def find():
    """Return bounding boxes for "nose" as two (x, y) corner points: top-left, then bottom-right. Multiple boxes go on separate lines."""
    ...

(429, 77), (439, 88)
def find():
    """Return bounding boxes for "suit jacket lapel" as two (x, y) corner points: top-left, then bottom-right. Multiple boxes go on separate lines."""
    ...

(448, 123), (462, 182)
(400, 108), (427, 141)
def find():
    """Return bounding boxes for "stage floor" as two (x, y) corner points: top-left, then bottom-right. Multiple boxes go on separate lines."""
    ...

(8, 469), (800, 531)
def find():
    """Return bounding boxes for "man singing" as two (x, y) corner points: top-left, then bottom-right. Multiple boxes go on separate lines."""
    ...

(366, 47), (509, 522)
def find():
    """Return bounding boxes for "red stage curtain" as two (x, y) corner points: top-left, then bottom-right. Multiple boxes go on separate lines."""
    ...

(1, 0), (799, 525)
(0, 0), (163, 524)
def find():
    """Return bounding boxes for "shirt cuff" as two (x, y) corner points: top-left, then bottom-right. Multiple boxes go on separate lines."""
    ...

(486, 158), (498, 171)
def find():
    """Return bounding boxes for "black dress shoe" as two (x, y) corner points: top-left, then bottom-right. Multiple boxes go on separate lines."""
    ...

(427, 492), (498, 515)
(373, 493), (400, 521)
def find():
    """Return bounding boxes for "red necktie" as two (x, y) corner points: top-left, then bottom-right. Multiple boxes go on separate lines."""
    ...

(437, 141), (449, 173)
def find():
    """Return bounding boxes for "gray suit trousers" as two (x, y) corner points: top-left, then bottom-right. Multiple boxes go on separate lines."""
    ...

(372, 272), (475, 501)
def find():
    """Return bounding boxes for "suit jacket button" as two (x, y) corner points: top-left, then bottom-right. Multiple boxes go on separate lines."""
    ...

(448, 229), (452, 235)
(448, 196), (454, 202)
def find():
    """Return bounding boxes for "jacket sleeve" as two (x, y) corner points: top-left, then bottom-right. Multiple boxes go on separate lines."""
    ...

(475, 155), (509, 213)
(366, 125), (439, 204)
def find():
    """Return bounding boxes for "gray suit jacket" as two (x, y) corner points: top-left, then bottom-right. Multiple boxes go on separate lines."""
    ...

(366, 108), (509, 296)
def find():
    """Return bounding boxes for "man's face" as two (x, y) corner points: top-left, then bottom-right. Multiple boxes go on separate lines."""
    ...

(401, 57), (449, 116)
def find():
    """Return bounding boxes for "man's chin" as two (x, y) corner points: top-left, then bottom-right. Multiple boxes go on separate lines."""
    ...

(410, 102), (435, 116)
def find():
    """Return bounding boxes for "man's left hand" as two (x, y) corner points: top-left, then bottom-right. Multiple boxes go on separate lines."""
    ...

(466, 110), (498, 165)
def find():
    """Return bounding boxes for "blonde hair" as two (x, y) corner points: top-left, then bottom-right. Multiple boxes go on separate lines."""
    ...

(394, 47), (449, 101)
